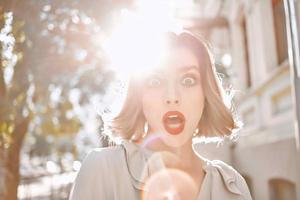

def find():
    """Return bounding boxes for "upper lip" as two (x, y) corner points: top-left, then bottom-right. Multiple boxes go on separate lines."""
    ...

(163, 111), (185, 123)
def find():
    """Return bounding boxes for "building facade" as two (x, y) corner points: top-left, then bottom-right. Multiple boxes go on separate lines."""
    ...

(175, 0), (300, 199)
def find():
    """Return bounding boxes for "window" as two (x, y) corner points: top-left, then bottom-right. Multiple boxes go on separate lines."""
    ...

(272, 0), (288, 65)
(240, 15), (251, 88)
(269, 179), (296, 200)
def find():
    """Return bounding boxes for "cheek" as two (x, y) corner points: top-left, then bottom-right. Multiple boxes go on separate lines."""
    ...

(192, 91), (205, 110)
(142, 92), (163, 124)
(142, 92), (160, 110)
(184, 89), (205, 121)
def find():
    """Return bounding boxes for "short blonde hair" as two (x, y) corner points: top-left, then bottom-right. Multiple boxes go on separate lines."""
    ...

(107, 31), (240, 142)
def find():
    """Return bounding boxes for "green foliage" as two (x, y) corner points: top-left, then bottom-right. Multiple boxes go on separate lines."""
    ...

(0, 1), (130, 199)
(0, 1), (120, 151)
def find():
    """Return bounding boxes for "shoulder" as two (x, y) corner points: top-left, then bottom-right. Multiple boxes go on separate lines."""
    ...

(207, 159), (240, 177)
(205, 159), (252, 199)
(83, 146), (124, 164)
(209, 159), (248, 183)
(74, 146), (123, 176)
(69, 146), (126, 199)
(79, 146), (125, 174)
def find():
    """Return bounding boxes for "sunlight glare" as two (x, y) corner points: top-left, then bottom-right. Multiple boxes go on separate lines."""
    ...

(104, 0), (182, 78)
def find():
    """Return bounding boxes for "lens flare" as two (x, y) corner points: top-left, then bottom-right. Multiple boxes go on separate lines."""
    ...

(142, 168), (198, 200)
(140, 132), (164, 148)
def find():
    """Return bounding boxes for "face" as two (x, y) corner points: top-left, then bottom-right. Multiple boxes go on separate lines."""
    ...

(141, 47), (205, 147)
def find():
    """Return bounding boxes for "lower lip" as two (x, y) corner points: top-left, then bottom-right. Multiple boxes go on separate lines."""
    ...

(164, 123), (185, 135)
(163, 112), (185, 135)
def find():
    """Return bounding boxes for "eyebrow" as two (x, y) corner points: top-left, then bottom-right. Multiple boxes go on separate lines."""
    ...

(149, 65), (200, 75)
(177, 65), (199, 73)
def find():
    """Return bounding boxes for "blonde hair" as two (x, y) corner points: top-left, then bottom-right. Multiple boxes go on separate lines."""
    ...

(106, 31), (240, 143)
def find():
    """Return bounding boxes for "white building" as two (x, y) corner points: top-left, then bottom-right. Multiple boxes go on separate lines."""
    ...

(175, 0), (300, 199)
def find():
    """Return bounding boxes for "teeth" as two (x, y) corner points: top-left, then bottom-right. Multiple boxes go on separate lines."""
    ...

(167, 124), (181, 128)
(168, 115), (178, 119)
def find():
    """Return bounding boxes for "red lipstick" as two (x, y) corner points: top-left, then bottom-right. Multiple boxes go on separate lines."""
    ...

(162, 111), (185, 135)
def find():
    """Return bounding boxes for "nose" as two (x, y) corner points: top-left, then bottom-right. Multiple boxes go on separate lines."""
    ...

(166, 99), (179, 104)
(164, 82), (180, 105)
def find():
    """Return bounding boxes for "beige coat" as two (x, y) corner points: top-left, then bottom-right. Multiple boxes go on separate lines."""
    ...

(69, 140), (252, 200)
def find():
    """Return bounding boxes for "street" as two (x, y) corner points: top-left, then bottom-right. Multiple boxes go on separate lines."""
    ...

(18, 171), (77, 200)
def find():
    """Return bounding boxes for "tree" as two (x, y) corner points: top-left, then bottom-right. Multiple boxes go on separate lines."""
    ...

(0, 0), (123, 199)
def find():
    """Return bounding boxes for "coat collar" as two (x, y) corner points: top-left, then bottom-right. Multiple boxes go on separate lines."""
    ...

(120, 139), (241, 195)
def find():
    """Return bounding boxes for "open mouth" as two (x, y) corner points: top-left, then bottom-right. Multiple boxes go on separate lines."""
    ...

(162, 111), (185, 135)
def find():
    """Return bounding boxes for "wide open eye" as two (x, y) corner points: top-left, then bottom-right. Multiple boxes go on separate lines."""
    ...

(181, 76), (196, 86)
(147, 77), (162, 88)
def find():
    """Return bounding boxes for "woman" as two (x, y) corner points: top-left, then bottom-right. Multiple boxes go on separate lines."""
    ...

(69, 31), (252, 200)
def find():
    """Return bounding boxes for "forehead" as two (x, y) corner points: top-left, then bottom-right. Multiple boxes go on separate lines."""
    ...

(153, 47), (199, 74)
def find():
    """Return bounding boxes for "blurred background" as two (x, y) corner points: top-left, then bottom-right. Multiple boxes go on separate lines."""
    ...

(1, 0), (300, 200)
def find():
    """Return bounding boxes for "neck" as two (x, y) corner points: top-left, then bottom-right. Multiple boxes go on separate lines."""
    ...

(142, 133), (201, 171)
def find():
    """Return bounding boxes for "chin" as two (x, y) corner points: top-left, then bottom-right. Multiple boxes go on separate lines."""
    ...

(161, 132), (192, 148)
(146, 128), (193, 148)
